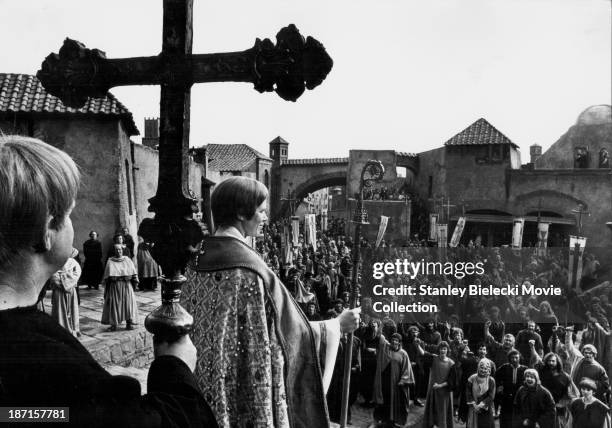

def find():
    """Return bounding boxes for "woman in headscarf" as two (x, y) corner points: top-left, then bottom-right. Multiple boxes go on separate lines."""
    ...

(101, 244), (139, 331)
(466, 359), (496, 428)
(513, 368), (556, 428)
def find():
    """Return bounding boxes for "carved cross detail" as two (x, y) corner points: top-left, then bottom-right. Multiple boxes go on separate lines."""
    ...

(37, 0), (333, 340)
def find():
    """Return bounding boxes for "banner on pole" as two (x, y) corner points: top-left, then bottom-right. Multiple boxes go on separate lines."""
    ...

(291, 216), (299, 247)
(321, 209), (328, 232)
(375, 216), (389, 248)
(449, 216), (466, 248)
(536, 222), (550, 256)
(511, 218), (525, 249)
(305, 214), (317, 252)
(568, 235), (587, 289)
(437, 224), (448, 248)
(429, 214), (438, 241)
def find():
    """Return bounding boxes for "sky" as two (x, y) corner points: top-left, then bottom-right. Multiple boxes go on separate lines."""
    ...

(1, 0), (610, 160)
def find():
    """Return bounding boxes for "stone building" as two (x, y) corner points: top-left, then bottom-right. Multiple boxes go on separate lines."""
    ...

(204, 143), (272, 186)
(268, 105), (612, 249)
(0, 73), (207, 257)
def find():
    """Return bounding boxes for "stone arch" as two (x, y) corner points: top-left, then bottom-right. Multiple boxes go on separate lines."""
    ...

(514, 189), (586, 215)
(279, 171), (346, 218)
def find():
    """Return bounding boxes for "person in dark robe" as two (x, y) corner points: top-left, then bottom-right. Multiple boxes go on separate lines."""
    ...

(136, 236), (159, 291)
(327, 334), (361, 424)
(516, 320), (544, 366)
(534, 352), (577, 428)
(512, 369), (556, 428)
(106, 233), (132, 260)
(101, 245), (139, 331)
(465, 359), (496, 428)
(373, 333), (415, 426)
(401, 325), (425, 405)
(0, 135), (216, 427)
(50, 249), (81, 337)
(180, 177), (360, 427)
(81, 230), (103, 289)
(569, 377), (611, 428)
(565, 327), (611, 402)
(121, 226), (135, 260)
(495, 350), (527, 428)
(360, 318), (385, 407)
(422, 341), (455, 428)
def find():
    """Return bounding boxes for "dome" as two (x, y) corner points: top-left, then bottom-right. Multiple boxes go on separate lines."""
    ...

(576, 105), (612, 126)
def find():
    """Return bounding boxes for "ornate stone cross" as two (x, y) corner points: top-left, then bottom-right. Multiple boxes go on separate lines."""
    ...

(37, 0), (333, 340)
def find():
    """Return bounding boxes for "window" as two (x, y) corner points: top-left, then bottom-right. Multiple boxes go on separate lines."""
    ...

(264, 170), (270, 188)
(428, 176), (433, 198)
(125, 160), (133, 215)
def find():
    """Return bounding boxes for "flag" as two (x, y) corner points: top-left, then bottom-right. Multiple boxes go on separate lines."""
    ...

(291, 216), (299, 247)
(429, 214), (438, 241)
(321, 209), (328, 232)
(449, 216), (466, 247)
(375, 216), (389, 248)
(568, 236), (588, 289)
(511, 218), (525, 249)
(305, 214), (317, 252)
(437, 224), (448, 248)
(536, 222), (550, 256)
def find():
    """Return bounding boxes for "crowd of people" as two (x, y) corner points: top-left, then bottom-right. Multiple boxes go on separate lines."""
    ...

(254, 216), (611, 427)
(41, 225), (161, 335)
(3, 134), (611, 427)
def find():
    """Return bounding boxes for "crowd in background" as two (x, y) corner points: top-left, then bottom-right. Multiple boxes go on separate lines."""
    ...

(254, 216), (611, 427)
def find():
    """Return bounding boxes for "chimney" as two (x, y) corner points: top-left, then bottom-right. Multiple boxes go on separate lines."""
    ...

(530, 143), (542, 164)
(142, 118), (160, 149)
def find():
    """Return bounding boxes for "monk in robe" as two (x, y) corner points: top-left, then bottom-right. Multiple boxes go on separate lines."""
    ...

(50, 249), (81, 337)
(565, 327), (610, 401)
(373, 333), (415, 426)
(422, 341), (455, 428)
(182, 177), (360, 428)
(101, 245), (139, 331)
(327, 334), (361, 424)
(494, 350), (527, 428)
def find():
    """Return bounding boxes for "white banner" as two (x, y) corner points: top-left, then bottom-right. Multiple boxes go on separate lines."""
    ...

(375, 216), (389, 248)
(305, 214), (317, 252)
(291, 216), (299, 247)
(449, 216), (466, 248)
(321, 209), (328, 232)
(511, 218), (525, 249)
(429, 214), (438, 241)
(537, 222), (550, 248)
(568, 235), (587, 289)
(437, 224), (448, 248)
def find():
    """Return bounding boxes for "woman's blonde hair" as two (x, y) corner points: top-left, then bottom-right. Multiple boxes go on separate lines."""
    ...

(0, 135), (80, 268)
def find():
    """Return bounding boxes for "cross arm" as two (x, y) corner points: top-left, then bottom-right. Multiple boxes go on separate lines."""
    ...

(37, 24), (333, 108)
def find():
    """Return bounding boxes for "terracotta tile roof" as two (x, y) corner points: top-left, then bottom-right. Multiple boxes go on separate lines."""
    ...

(206, 143), (272, 171)
(396, 152), (418, 157)
(444, 118), (517, 148)
(281, 157), (348, 165)
(0, 73), (139, 136)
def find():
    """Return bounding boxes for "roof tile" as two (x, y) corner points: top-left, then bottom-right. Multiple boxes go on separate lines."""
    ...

(206, 144), (272, 171)
(444, 118), (517, 148)
(0, 73), (139, 136)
